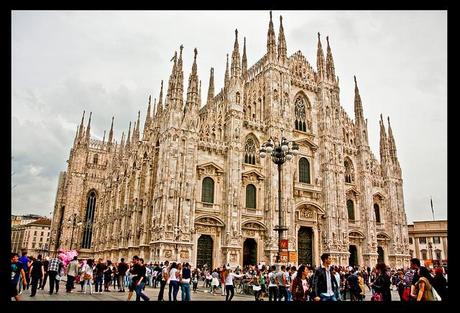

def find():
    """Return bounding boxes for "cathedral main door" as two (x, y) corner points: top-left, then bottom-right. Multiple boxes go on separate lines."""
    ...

(243, 238), (257, 266)
(196, 235), (213, 269)
(349, 245), (358, 267)
(377, 246), (384, 264)
(298, 227), (313, 266)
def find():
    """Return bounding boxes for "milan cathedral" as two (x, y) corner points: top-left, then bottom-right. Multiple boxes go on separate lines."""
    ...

(50, 12), (410, 269)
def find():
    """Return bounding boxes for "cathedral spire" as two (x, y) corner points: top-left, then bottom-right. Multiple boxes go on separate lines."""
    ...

(267, 11), (277, 60)
(85, 112), (92, 142)
(174, 44), (185, 109)
(316, 33), (325, 81)
(387, 116), (398, 162)
(277, 15), (287, 64)
(186, 48), (199, 112)
(134, 111), (140, 142)
(108, 116), (114, 144)
(143, 96), (152, 139)
(231, 29), (241, 79)
(379, 114), (389, 164)
(157, 80), (164, 117)
(120, 131), (125, 152)
(354, 75), (364, 123)
(242, 37), (248, 77)
(102, 130), (106, 144)
(326, 36), (336, 82)
(207, 67), (215, 105)
(166, 51), (178, 108)
(73, 125), (79, 145)
(224, 53), (230, 89)
(126, 121), (131, 148)
(78, 110), (85, 139)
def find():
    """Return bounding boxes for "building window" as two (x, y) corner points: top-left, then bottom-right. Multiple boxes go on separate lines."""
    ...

(409, 250), (414, 258)
(246, 184), (256, 209)
(34, 231), (37, 236)
(294, 96), (308, 132)
(409, 237), (413, 244)
(347, 199), (355, 221)
(299, 157), (311, 183)
(40, 237), (43, 242)
(201, 177), (215, 204)
(93, 154), (98, 164)
(244, 138), (257, 165)
(81, 191), (97, 249)
(421, 249), (427, 260)
(32, 243), (35, 249)
(344, 159), (354, 183)
(435, 250), (442, 260)
(374, 203), (381, 223)
(433, 236), (440, 244)
(419, 237), (426, 244)
(33, 237), (37, 242)
(41, 231), (44, 236)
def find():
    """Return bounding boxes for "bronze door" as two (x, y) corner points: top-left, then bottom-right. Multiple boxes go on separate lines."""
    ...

(197, 235), (213, 269)
(377, 246), (384, 264)
(298, 227), (313, 266)
(349, 245), (358, 266)
(243, 238), (257, 266)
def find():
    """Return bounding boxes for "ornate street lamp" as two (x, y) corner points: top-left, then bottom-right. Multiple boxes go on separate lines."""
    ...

(260, 136), (299, 264)
(68, 214), (82, 250)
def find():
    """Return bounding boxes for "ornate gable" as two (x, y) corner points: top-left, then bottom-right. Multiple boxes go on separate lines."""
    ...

(194, 216), (225, 227)
(197, 162), (224, 179)
(242, 169), (265, 184)
(295, 137), (319, 152)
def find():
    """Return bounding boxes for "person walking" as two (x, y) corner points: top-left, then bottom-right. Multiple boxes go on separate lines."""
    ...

(268, 265), (279, 301)
(168, 262), (180, 301)
(371, 263), (392, 302)
(414, 266), (436, 301)
(277, 265), (289, 302)
(311, 253), (339, 301)
(81, 259), (94, 294)
(40, 257), (49, 290)
(157, 260), (169, 301)
(29, 254), (44, 297)
(181, 263), (192, 301)
(11, 253), (27, 301)
(103, 260), (113, 292)
(291, 265), (308, 302)
(132, 257), (149, 301)
(432, 267), (447, 301)
(94, 258), (106, 293)
(117, 258), (128, 292)
(224, 268), (243, 301)
(66, 256), (79, 293)
(18, 250), (30, 293)
(47, 254), (62, 295)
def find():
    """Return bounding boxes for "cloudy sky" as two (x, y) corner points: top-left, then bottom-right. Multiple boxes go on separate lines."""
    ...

(12, 11), (447, 224)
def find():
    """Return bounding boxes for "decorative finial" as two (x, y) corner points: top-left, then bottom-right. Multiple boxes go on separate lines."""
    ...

(270, 11), (272, 20)
(194, 48), (198, 60)
(354, 75), (357, 85)
(318, 32), (320, 39)
(280, 15), (283, 24)
(235, 29), (238, 37)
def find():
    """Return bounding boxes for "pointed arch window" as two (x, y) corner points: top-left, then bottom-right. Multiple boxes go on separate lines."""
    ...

(202, 177), (214, 204)
(347, 199), (355, 221)
(246, 184), (256, 209)
(344, 159), (354, 183)
(244, 137), (256, 165)
(294, 96), (307, 132)
(299, 157), (311, 183)
(81, 191), (97, 249)
(374, 203), (381, 223)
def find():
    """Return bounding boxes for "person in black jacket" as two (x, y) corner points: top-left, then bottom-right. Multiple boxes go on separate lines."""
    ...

(432, 267), (447, 301)
(371, 263), (391, 302)
(311, 253), (339, 301)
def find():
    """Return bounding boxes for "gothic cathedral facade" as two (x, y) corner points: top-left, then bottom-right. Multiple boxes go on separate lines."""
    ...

(50, 13), (410, 269)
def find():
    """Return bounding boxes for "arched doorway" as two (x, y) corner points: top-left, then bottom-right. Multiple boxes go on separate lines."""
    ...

(377, 246), (384, 264)
(196, 235), (213, 270)
(243, 238), (257, 266)
(298, 227), (313, 266)
(349, 245), (358, 267)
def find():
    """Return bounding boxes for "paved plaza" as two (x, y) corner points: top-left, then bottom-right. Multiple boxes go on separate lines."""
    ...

(17, 279), (400, 301)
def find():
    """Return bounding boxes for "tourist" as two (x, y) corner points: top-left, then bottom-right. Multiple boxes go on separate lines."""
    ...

(66, 256), (79, 293)
(18, 250), (30, 293)
(432, 267), (447, 301)
(224, 268), (244, 301)
(291, 265), (308, 302)
(168, 262), (180, 301)
(103, 260), (113, 291)
(158, 260), (169, 301)
(11, 253), (26, 301)
(47, 253), (62, 295)
(268, 265), (279, 301)
(371, 263), (391, 302)
(81, 259), (94, 294)
(117, 258), (128, 292)
(29, 254), (44, 297)
(415, 266), (436, 301)
(311, 253), (339, 301)
(181, 262), (192, 301)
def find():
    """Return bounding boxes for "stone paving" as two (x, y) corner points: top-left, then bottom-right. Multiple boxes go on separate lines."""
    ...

(16, 279), (400, 301)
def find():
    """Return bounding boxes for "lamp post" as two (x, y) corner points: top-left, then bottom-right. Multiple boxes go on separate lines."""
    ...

(259, 136), (299, 264)
(68, 214), (82, 250)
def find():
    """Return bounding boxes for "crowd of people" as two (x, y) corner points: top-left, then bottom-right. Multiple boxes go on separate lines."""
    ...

(11, 250), (448, 302)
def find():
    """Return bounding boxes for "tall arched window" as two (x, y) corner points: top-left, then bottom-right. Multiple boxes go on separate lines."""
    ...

(201, 177), (215, 204)
(347, 199), (355, 221)
(244, 137), (257, 165)
(299, 157), (311, 183)
(344, 159), (354, 183)
(374, 203), (381, 223)
(246, 184), (256, 209)
(81, 191), (97, 249)
(294, 96), (307, 132)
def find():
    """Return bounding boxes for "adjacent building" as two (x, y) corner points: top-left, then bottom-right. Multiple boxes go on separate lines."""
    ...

(50, 12), (410, 268)
(408, 220), (447, 268)
(11, 218), (51, 257)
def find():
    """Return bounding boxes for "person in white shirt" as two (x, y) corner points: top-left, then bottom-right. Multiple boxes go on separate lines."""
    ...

(224, 268), (243, 301)
(168, 262), (180, 301)
(268, 265), (279, 301)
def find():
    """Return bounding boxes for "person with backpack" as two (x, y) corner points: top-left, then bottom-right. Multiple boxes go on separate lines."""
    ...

(268, 265), (279, 301)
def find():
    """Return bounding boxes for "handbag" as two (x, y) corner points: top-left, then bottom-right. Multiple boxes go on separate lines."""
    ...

(55, 274), (61, 281)
(402, 287), (411, 301)
(371, 292), (383, 301)
(253, 285), (261, 291)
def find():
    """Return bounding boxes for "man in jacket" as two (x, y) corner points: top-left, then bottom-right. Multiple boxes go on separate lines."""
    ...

(66, 256), (79, 293)
(311, 253), (339, 301)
